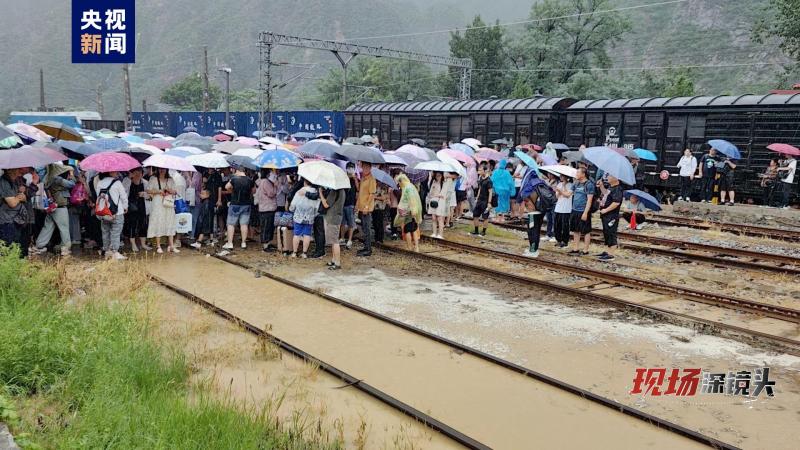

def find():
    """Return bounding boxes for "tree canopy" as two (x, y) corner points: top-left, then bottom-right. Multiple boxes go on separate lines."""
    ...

(160, 73), (222, 111)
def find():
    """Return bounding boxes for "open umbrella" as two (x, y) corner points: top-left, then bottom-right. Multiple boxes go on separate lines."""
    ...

(519, 144), (543, 152)
(122, 135), (145, 144)
(475, 148), (504, 162)
(766, 143), (800, 156)
(450, 143), (475, 156)
(540, 164), (577, 179)
(163, 149), (194, 159)
(213, 133), (232, 142)
(8, 123), (52, 143)
(57, 140), (105, 159)
(514, 150), (542, 177)
(293, 132), (316, 140)
(708, 139), (741, 159)
(176, 132), (201, 140)
(438, 149), (475, 166)
(232, 147), (264, 159)
(220, 130), (237, 139)
(551, 143), (569, 151)
(491, 138), (510, 146)
(344, 137), (364, 145)
(93, 138), (130, 150)
(0, 125), (22, 149)
(633, 148), (658, 161)
(461, 138), (481, 149)
(80, 152), (140, 172)
(259, 136), (283, 146)
(297, 160), (350, 189)
(254, 149), (301, 169)
(298, 140), (339, 159)
(225, 155), (259, 171)
(410, 138), (427, 147)
(436, 152), (467, 178)
(125, 143), (163, 156)
(145, 139), (172, 150)
(395, 144), (430, 160)
(0, 146), (67, 169)
(308, 138), (340, 147)
(187, 152), (230, 169)
(182, 126), (197, 132)
(33, 121), (84, 142)
(624, 189), (661, 211)
(583, 146), (636, 185)
(563, 150), (586, 163)
(171, 146), (205, 155)
(142, 154), (197, 172)
(371, 168), (398, 189)
(414, 160), (460, 174)
(236, 137), (260, 146)
(539, 154), (558, 166)
(380, 152), (408, 166)
(335, 145), (385, 164)
(213, 141), (249, 154)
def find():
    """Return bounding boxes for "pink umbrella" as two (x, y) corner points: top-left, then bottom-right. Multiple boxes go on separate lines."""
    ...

(145, 139), (172, 150)
(80, 152), (140, 172)
(0, 146), (67, 169)
(8, 123), (52, 142)
(396, 144), (430, 160)
(441, 148), (476, 166)
(766, 143), (800, 156)
(142, 153), (197, 172)
(236, 137), (259, 146)
(476, 148), (504, 162)
(213, 133), (232, 142)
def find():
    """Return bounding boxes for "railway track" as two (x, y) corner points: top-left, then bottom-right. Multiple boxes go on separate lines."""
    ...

(377, 241), (800, 355)
(148, 253), (735, 450)
(647, 214), (800, 241)
(494, 220), (800, 276)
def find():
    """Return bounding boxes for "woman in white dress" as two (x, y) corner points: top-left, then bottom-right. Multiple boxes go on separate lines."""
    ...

(146, 167), (179, 254)
(426, 172), (448, 239)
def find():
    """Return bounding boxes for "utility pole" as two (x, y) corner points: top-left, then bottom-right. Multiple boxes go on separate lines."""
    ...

(218, 67), (231, 130)
(259, 42), (273, 134)
(39, 69), (46, 111)
(142, 99), (147, 131)
(202, 46), (210, 133)
(122, 64), (132, 131)
(332, 51), (356, 107)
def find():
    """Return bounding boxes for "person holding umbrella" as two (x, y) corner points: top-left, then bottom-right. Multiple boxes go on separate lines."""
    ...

(0, 168), (29, 253)
(697, 147), (718, 203)
(95, 171), (129, 260)
(717, 157), (737, 205)
(596, 174), (623, 261)
(567, 167), (595, 257)
(32, 164), (76, 257)
(621, 194), (649, 229)
(777, 154), (797, 208)
(145, 168), (179, 254)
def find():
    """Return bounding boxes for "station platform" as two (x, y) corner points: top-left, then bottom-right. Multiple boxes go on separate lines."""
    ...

(666, 201), (800, 228)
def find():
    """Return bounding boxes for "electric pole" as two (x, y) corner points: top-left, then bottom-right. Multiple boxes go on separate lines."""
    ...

(218, 67), (231, 130)
(122, 64), (132, 131)
(202, 46), (210, 132)
(39, 69), (46, 111)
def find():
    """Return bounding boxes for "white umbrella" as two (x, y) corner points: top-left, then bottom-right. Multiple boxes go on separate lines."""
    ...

(221, 129), (238, 139)
(414, 160), (461, 174)
(259, 136), (283, 146)
(540, 164), (577, 178)
(232, 147), (264, 159)
(213, 141), (250, 154)
(142, 154), (197, 172)
(435, 152), (467, 178)
(187, 152), (230, 169)
(308, 138), (340, 147)
(461, 138), (482, 150)
(171, 146), (204, 155)
(297, 160), (350, 189)
(127, 143), (163, 155)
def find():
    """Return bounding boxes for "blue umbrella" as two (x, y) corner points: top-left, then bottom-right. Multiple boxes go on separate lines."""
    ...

(624, 189), (662, 211)
(514, 150), (541, 177)
(293, 132), (316, 140)
(633, 148), (658, 161)
(583, 146), (636, 185)
(371, 168), (398, 190)
(57, 140), (106, 159)
(93, 138), (130, 150)
(297, 140), (339, 159)
(707, 139), (741, 159)
(450, 142), (475, 156)
(122, 135), (145, 144)
(254, 149), (301, 169)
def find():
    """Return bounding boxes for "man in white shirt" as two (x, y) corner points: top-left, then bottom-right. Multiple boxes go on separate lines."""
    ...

(778, 156), (797, 208)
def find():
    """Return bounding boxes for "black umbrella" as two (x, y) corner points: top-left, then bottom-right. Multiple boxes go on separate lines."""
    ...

(334, 145), (386, 164)
(56, 140), (105, 160)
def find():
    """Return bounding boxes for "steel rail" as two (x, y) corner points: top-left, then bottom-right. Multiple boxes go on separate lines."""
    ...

(494, 221), (800, 275)
(418, 236), (800, 323)
(201, 253), (740, 450)
(376, 243), (800, 354)
(647, 214), (800, 241)
(151, 275), (490, 450)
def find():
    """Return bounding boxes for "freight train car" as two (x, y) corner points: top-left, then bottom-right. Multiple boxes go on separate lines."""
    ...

(346, 94), (800, 202)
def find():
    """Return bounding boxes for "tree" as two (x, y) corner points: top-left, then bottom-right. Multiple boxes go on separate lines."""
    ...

(309, 59), (441, 109)
(226, 89), (261, 111)
(160, 73), (221, 111)
(511, 0), (630, 95)
(754, 0), (800, 60)
(445, 16), (511, 98)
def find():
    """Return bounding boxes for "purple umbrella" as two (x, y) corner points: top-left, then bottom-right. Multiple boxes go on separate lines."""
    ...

(80, 152), (141, 172)
(0, 146), (67, 169)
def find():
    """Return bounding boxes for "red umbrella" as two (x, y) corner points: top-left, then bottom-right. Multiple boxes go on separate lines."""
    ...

(520, 144), (542, 152)
(80, 152), (141, 172)
(145, 139), (172, 150)
(766, 143), (800, 156)
(213, 133), (232, 142)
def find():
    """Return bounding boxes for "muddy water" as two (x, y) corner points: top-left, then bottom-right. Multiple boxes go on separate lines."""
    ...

(299, 267), (800, 450)
(150, 285), (455, 449)
(148, 254), (705, 450)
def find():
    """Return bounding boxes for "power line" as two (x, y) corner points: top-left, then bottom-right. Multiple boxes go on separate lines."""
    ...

(473, 61), (782, 73)
(342, 0), (691, 42)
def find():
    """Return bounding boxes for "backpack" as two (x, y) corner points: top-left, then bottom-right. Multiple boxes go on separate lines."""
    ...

(94, 179), (119, 220)
(534, 183), (556, 212)
(69, 182), (88, 206)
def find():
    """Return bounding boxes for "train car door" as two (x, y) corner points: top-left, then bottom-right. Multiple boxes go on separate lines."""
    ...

(515, 114), (531, 146)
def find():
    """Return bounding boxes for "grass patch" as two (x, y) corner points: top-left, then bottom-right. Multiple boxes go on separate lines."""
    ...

(0, 246), (340, 449)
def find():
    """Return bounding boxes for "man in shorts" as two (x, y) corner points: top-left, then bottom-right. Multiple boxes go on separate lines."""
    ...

(222, 167), (254, 250)
(567, 167), (595, 256)
(469, 163), (493, 236)
(339, 163), (357, 249)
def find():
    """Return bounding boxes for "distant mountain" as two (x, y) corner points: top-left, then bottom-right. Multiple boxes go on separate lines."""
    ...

(0, 0), (785, 120)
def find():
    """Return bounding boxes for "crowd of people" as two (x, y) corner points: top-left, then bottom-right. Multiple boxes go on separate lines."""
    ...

(1, 134), (796, 268)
